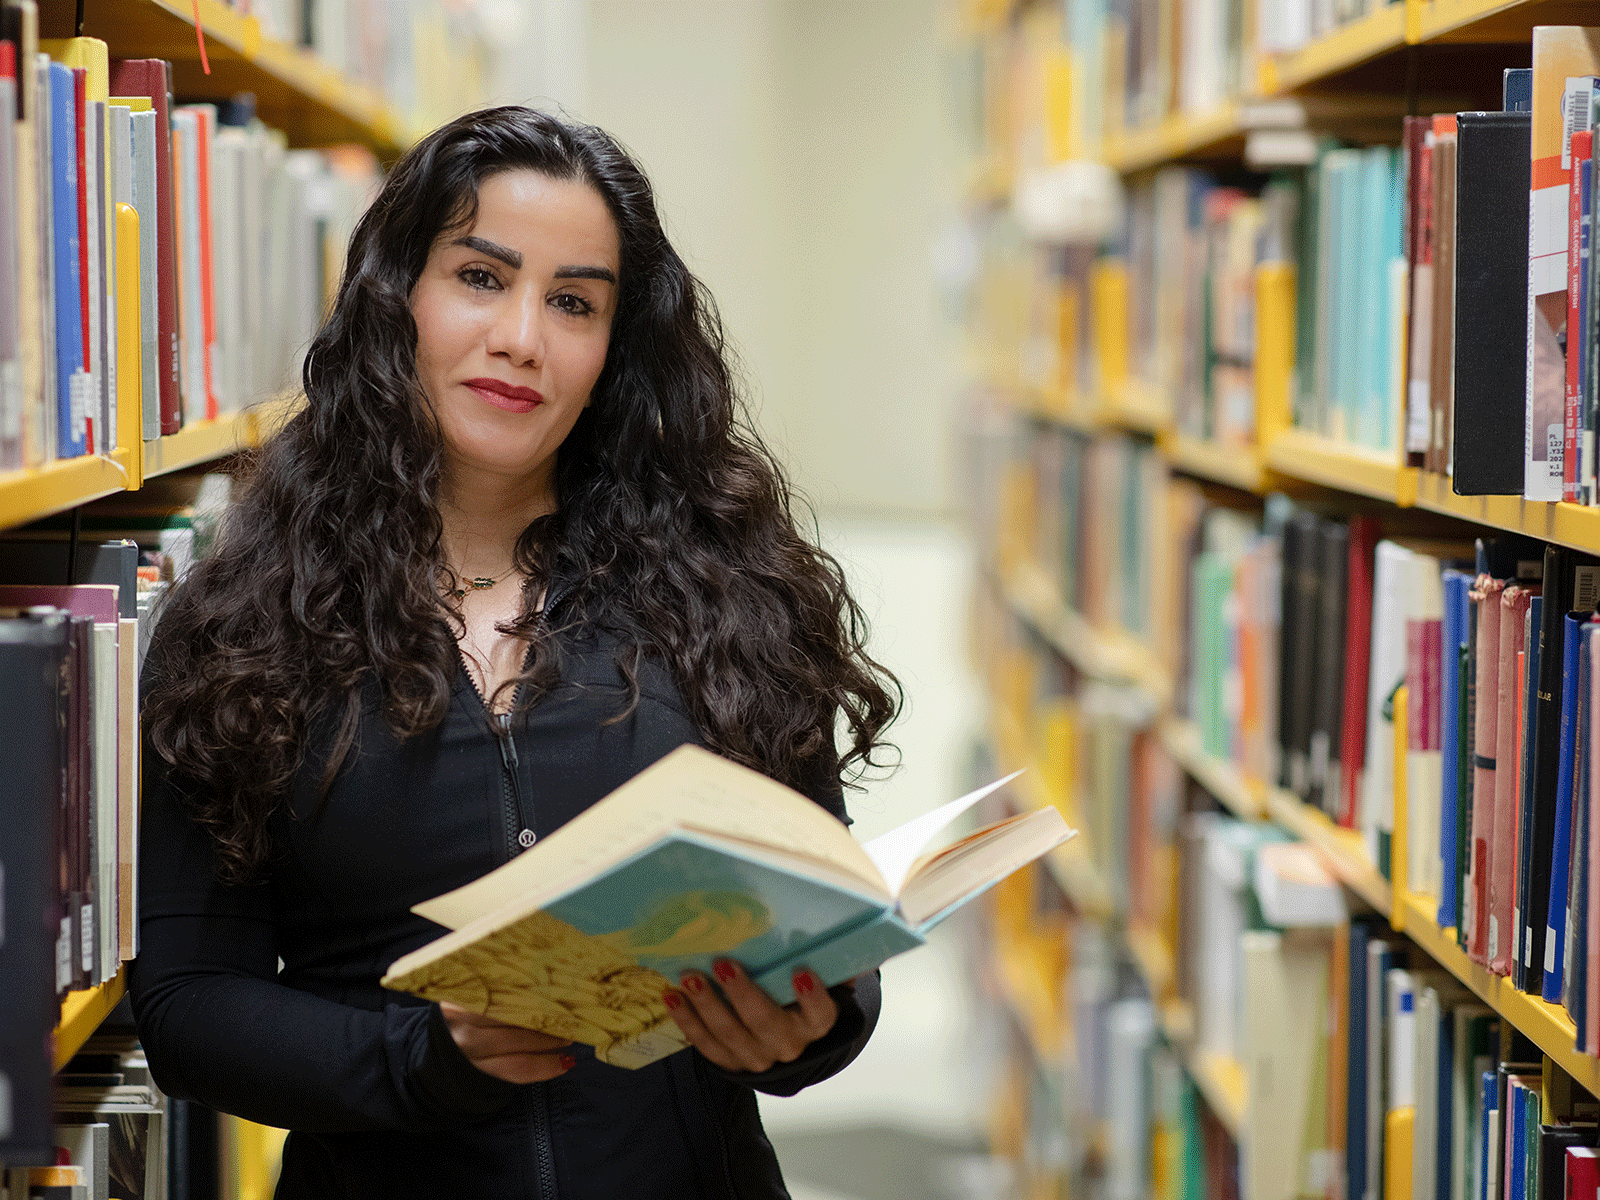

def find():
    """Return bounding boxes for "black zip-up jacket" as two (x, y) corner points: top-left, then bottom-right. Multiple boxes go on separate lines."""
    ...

(129, 613), (879, 1198)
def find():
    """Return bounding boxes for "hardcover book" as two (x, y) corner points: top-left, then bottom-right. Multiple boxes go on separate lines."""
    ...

(382, 745), (1070, 1069)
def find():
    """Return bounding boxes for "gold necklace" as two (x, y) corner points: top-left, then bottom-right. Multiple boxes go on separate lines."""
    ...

(447, 569), (519, 602)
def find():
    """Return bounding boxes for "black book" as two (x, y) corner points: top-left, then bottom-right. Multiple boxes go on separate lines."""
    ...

(0, 539), (139, 619)
(1282, 509), (1323, 800)
(1309, 518), (1350, 816)
(1451, 110), (1532, 495)
(1519, 547), (1600, 993)
(0, 609), (69, 1166)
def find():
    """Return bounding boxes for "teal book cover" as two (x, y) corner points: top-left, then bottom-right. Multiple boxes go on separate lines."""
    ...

(383, 746), (1068, 1068)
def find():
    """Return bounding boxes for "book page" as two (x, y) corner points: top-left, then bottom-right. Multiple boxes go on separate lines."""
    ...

(861, 769), (1024, 895)
(896, 807), (1073, 928)
(414, 745), (882, 930)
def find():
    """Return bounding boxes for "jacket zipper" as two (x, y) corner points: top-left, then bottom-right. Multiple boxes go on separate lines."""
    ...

(528, 1089), (558, 1200)
(475, 583), (573, 863)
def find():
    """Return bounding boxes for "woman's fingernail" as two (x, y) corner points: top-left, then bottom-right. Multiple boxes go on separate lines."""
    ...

(559, 1054), (577, 1071)
(793, 970), (816, 996)
(684, 974), (706, 994)
(713, 960), (738, 983)
(662, 988), (683, 1010)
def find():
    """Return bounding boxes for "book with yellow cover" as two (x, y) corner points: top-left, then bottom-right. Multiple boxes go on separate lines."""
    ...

(382, 745), (1069, 1068)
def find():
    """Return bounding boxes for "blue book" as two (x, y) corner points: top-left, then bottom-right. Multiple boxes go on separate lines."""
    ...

(1337, 153), (1365, 443)
(1440, 570), (1474, 928)
(1516, 594), (1543, 987)
(1504, 68), (1533, 111)
(1510, 1077), (1528, 1200)
(1481, 1071), (1497, 1200)
(381, 746), (1061, 1068)
(1544, 614), (1586, 1002)
(1571, 634), (1594, 1031)
(1357, 145), (1401, 451)
(47, 62), (85, 459)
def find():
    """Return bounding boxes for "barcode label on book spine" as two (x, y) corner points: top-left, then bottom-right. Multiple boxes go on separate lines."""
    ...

(1564, 78), (1598, 171)
(1574, 565), (1600, 613)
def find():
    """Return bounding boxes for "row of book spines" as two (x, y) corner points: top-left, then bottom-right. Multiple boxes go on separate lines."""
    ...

(18, 39), (303, 464)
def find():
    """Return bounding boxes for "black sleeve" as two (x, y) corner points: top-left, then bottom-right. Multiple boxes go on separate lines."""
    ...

(128, 742), (521, 1134)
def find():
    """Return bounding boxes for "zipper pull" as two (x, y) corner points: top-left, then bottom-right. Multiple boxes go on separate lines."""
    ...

(494, 712), (518, 769)
(494, 714), (536, 849)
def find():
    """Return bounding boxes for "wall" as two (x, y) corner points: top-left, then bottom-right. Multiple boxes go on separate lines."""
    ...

(489, 0), (963, 520)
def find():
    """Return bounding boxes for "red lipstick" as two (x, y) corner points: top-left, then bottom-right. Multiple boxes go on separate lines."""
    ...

(463, 377), (544, 413)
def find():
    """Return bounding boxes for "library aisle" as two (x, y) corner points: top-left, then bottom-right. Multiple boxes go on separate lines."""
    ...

(762, 519), (995, 1200)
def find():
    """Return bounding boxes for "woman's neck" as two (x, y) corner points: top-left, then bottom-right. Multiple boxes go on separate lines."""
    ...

(437, 461), (554, 578)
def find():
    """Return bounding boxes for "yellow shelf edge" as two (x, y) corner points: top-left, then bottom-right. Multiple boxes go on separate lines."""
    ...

(1413, 471), (1600, 556)
(1107, 103), (1244, 174)
(1410, 0), (1560, 43)
(1263, 787), (1394, 916)
(1265, 428), (1417, 505)
(1104, 382), (1172, 437)
(1397, 892), (1600, 1098)
(0, 451), (137, 528)
(1001, 560), (1172, 704)
(1191, 1048), (1249, 1138)
(55, 968), (128, 1071)
(1161, 432), (1269, 494)
(1259, 5), (1409, 94)
(1159, 718), (1268, 820)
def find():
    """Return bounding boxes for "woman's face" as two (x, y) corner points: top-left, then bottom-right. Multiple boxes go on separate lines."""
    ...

(411, 169), (620, 500)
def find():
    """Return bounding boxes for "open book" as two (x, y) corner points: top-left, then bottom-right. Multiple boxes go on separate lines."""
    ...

(381, 745), (1071, 1068)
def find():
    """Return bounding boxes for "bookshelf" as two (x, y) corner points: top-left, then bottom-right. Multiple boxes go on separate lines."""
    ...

(41, 0), (417, 156)
(964, 0), (1600, 1191)
(1257, 4), (1409, 94)
(52, 969), (127, 1072)
(1, 3), (431, 1192)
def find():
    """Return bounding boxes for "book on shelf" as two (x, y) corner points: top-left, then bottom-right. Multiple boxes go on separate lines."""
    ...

(1451, 110), (1530, 496)
(0, 608), (68, 1166)
(106, 57), (178, 437)
(1525, 30), (1600, 503)
(382, 745), (1070, 1069)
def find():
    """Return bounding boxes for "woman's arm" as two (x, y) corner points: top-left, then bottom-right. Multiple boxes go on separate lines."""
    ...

(129, 748), (524, 1134)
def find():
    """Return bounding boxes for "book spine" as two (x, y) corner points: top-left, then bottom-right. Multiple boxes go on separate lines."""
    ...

(1566, 131), (1591, 503)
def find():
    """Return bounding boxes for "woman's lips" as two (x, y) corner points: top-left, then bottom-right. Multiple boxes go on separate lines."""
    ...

(464, 379), (543, 413)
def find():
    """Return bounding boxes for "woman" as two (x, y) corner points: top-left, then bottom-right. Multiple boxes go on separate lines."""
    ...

(132, 106), (900, 1199)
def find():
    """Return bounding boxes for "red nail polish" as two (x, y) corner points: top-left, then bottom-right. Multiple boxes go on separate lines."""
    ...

(684, 975), (705, 994)
(713, 960), (737, 983)
(793, 970), (815, 996)
(559, 1054), (577, 1071)
(662, 989), (683, 1010)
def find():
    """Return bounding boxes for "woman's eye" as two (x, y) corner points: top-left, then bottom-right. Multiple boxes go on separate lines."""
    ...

(459, 266), (500, 291)
(552, 293), (596, 317)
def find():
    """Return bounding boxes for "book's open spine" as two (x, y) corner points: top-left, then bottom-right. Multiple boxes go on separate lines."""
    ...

(749, 909), (924, 1006)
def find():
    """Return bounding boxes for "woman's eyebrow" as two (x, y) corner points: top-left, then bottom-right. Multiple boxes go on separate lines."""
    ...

(554, 265), (618, 284)
(451, 235), (521, 268)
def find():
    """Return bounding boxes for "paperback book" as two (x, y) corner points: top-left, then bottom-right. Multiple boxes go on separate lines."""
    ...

(383, 745), (1069, 1068)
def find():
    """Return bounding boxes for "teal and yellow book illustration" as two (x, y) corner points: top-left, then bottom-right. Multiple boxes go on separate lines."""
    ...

(381, 745), (1070, 1068)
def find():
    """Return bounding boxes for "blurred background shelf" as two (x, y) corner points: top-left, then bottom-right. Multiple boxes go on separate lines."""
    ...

(44, 0), (415, 155)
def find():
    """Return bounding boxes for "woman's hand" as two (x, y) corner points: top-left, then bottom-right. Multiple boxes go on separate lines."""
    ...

(664, 961), (838, 1074)
(439, 1002), (577, 1084)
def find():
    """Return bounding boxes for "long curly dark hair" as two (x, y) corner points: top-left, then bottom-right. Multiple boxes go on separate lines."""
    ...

(144, 107), (901, 883)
